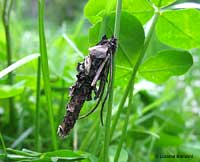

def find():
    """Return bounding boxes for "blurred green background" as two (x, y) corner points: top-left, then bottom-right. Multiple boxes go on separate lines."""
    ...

(0, 0), (200, 162)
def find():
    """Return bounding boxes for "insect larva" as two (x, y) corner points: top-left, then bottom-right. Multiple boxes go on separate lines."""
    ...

(58, 35), (117, 137)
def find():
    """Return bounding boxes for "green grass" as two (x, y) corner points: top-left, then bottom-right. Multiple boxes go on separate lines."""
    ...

(35, 57), (41, 151)
(0, 0), (200, 162)
(38, 0), (57, 150)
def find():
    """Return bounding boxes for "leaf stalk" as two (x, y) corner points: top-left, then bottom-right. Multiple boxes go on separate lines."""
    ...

(103, 0), (122, 161)
(2, 0), (14, 123)
(110, 11), (160, 139)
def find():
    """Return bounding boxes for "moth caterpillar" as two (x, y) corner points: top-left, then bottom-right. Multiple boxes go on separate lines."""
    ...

(58, 35), (117, 137)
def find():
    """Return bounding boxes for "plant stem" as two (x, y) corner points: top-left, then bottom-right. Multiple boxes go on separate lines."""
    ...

(113, 0), (122, 39)
(2, 0), (14, 122)
(0, 132), (7, 155)
(35, 57), (41, 151)
(114, 85), (133, 162)
(72, 16), (85, 38)
(103, 0), (122, 161)
(110, 12), (160, 139)
(38, 0), (57, 150)
(2, 0), (13, 83)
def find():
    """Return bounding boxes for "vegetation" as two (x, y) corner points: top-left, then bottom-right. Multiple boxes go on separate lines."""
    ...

(0, 0), (200, 162)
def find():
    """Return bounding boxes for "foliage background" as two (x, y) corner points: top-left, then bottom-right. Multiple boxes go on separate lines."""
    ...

(0, 0), (200, 162)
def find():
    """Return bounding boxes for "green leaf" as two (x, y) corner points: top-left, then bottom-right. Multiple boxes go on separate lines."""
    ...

(48, 36), (70, 78)
(3, 148), (89, 162)
(180, 142), (200, 157)
(0, 154), (6, 159)
(156, 110), (185, 134)
(0, 81), (25, 98)
(6, 154), (35, 161)
(6, 148), (40, 157)
(84, 0), (115, 24)
(41, 150), (87, 161)
(156, 9), (200, 49)
(84, 0), (154, 25)
(139, 50), (193, 84)
(131, 128), (160, 139)
(156, 132), (183, 147)
(89, 11), (144, 89)
(151, 0), (176, 8)
(89, 11), (145, 67)
(123, 0), (154, 24)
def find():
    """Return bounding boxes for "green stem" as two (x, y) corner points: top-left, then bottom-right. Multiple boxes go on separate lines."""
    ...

(103, 0), (122, 161)
(0, 132), (7, 155)
(38, 0), (57, 150)
(2, 0), (14, 123)
(110, 12), (160, 138)
(114, 84), (133, 162)
(35, 57), (41, 151)
(2, 0), (13, 84)
(72, 16), (85, 38)
(113, 0), (122, 38)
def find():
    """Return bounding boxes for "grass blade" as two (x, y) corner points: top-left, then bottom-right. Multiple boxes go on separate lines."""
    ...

(38, 0), (57, 149)
(35, 57), (41, 151)
(62, 34), (84, 58)
(0, 54), (40, 78)
(11, 127), (33, 148)
(114, 85), (132, 162)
